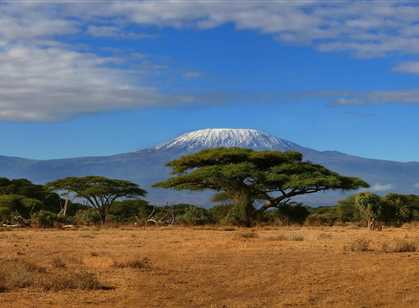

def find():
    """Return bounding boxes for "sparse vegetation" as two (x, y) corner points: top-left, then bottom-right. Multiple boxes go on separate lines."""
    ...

(0, 258), (108, 292)
(382, 239), (417, 253)
(348, 239), (370, 252)
(266, 232), (304, 241)
(1, 226), (418, 307)
(113, 257), (152, 270)
(235, 231), (259, 239)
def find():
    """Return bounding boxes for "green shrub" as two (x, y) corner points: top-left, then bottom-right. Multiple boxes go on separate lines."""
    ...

(209, 204), (234, 224)
(109, 199), (152, 223)
(305, 207), (338, 226)
(177, 206), (214, 225)
(31, 210), (57, 228)
(265, 204), (310, 225)
(74, 209), (101, 225)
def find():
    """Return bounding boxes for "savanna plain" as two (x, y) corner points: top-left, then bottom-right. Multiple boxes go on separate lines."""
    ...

(0, 226), (418, 308)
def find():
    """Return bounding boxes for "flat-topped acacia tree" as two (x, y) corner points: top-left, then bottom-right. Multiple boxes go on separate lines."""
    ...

(47, 176), (146, 224)
(154, 148), (369, 226)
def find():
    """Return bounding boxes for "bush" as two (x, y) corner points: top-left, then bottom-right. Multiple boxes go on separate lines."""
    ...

(74, 209), (102, 225)
(113, 257), (152, 270)
(0, 258), (108, 292)
(177, 206), (214, 225)
(348, 239), (370, 252)
(209, 204), (234, 224)
(265, 204), (310, 225)
(266, 233), (304, 241)
(235, 231), (258, 239)
(109, 199), (152, 223)
(39, 270), (106, 291)
(31, 210), (57, 228)
(305, 207), (338, 226)
(382, 239), (417, 253)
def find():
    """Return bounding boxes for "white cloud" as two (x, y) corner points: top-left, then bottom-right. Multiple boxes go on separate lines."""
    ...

(0, 46), (164, 121)
(332, 90), (419, 105)
(86, 25), (155, 39)
(73, 1), (419, 58)
(393, 61), (419, 74)
(370, 183), (393, 192)
(3, 1), (419, 121)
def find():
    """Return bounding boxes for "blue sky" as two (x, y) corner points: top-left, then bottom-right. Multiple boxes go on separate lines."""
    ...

(2, 1), (419, 161)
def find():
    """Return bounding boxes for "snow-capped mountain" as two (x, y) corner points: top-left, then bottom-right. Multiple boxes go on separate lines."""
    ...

(156, 128), (299, 151)
(1, 128), (419, 206)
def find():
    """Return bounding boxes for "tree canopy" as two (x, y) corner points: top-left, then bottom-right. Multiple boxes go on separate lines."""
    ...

(154, 148), (369, 226)
(0, 177), (60, 222)
(47, 176), (146, 224)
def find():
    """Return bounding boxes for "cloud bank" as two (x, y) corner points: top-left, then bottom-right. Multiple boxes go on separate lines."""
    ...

(2, 1), (419, 121)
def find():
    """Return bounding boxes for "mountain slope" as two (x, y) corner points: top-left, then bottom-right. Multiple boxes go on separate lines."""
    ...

(1, 128), (419, 206)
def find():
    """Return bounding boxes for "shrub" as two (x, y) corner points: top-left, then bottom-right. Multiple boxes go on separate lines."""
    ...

(0, 258), (108, 292)
(235, 231), (258, 239)
(31, 210), (57, 228)
(268, 204), (310, 225)
(113, 257), (152, 270)
(209, 204), (234, 224)
(348, 239), (370, 252)
(177, 206), (214, 225)
(39, 270), (106, 291)
(0, 259), (46, 290)
(74, 209), (102, 225)
(51, 257), (66, 268)
(266, 233), (304, 241)
(382, 239), (417, 253)
(109, 199), (152, 223)
(306, 207), (338, 226)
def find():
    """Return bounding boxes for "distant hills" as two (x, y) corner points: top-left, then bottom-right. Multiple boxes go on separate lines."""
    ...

(2, 128), (419, 206)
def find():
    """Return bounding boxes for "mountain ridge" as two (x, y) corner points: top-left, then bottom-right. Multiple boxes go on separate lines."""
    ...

(1, 128), (419, 206)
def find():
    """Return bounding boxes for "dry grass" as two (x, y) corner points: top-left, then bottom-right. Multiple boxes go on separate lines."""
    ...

(382, 239), (417, 253)
(235, 231), (259, 239)
(348, 238), (370, 252)
(1, 226), (419, 307)
(113, 257), (152, 270)
(266, 232), (304, 241)
(0, 258), (107, 292)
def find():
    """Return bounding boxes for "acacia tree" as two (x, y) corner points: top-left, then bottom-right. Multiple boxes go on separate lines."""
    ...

(154, 148), (369, 226)
(47, 176), (146, 224)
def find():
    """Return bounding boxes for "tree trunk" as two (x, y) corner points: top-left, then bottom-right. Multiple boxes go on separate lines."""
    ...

(235, 194), (255, 227)
(98, 208), (107, 225)
(368, 217), (376, 231)
(63, 198), (69, 217)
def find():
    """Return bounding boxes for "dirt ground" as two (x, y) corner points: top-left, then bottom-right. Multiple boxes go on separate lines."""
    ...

(0, 225), (419, 308)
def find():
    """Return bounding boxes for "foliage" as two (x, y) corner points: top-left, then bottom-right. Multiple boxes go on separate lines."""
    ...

(47, 176), (146, 224)
(109, 199), (152, 223)
(0, 178), (60, 212)
(209, 204), (234, 224)
(355, 192), (382, 229)
(305, 207), (338, 226)
(335, 195), (361, 222)
(154, 148), (368, 226)
(0, 194), (43, 221)
(177, 205), (214, 225)
(31, 210), (57, 228)
(268, 203), (310, 225)
(74, 208), (102, 225)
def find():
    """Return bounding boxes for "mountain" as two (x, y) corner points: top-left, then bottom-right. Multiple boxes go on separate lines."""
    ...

(155, 128), (301, 151)
(1, 128), (419, 206)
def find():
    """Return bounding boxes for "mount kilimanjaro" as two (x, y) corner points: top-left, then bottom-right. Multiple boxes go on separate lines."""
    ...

(2, 128), (419, 206)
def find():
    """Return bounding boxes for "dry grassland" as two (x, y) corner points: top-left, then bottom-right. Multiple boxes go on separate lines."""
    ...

(1, 225), (419, 307)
